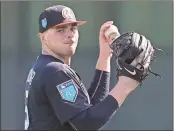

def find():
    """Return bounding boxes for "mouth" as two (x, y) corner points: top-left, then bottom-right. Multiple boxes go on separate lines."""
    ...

(64, 41), (75, 45)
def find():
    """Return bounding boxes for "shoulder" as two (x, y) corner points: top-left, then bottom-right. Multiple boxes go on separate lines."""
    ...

(32, 55), (71, 83)
(44, 61), (67, 74)
(44, 61), (73, 79)
(41, 61), (71, 84)
(34, 54), (69, 76)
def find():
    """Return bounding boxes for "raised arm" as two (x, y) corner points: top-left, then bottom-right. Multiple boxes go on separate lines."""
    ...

(88, 21), (119, 104)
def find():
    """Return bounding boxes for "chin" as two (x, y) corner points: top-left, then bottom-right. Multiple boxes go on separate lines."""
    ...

(69, 50), (76, 56)
(68, 47), (77, 56)
(65, 49), (75, 57)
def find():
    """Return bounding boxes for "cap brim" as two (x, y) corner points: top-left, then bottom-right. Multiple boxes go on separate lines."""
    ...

(53, 21), (87, 27)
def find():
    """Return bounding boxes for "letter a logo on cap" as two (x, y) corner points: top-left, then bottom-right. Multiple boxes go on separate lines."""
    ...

(62, 7), (76, 21)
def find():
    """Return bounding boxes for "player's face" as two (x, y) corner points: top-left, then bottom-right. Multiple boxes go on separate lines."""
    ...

(44, 23), (79, 58)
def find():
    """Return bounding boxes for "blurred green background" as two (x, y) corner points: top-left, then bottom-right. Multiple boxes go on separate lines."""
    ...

(1, 1), (173, 130)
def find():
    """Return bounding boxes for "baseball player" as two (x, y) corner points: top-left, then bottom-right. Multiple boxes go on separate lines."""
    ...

(25, 5), (156, 130)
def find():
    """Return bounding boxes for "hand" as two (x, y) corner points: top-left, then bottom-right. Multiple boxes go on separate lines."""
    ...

(110, 32), (157, 82)
(99, 21), (114, 60)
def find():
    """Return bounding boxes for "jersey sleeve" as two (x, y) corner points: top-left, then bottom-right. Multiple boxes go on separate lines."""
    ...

(88, 69), (110, 104)
(44, 70), (92, 125)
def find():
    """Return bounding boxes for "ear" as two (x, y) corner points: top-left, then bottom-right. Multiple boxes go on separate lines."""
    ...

(37, 33), (41, 38)
(38, 33), (43, 40)
(38, 33), (47, 43)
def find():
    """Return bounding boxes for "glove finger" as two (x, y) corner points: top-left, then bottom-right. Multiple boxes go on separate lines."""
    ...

(116, 57), (123, 70)
(143, 42), (154, 69)
(131, 35), (147, 67)
(138, 35), (149, 63)
(130, 33), (141, 67)
(132, 32), (141, 48)
(142, 39), (152, 64)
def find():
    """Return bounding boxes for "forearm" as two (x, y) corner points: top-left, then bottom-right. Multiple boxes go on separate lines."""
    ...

(109, 76), (139, 107)
(69, 76), (139, 130)
(88, 69), (110, 104)
(69, 95), (118, 130)
(88, 56), (111, 104)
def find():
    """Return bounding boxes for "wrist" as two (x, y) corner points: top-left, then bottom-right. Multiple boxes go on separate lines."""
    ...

(98, 55), (111, 62)
(96, 57), (111, 72)
(118, 76), (140, 92)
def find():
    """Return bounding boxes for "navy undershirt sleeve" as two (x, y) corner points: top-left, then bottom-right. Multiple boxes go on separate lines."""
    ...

(69, 95), (119, 130)
(88, 69), (110, 104)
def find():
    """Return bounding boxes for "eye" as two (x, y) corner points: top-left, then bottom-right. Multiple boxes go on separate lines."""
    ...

(71, 26), (78, 32)
(56, 28), (64, 33)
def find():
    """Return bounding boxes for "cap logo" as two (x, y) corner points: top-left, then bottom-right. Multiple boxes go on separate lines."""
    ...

(41, 18), (47, 28)
(62, 7), (76, 21)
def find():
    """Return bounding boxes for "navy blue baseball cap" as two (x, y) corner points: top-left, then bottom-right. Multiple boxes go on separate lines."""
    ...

(39, 5), (87, 33)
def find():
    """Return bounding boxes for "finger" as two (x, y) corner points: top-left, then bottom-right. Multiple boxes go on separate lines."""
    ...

(131, 34), (142, 67)
(132, 32), (140, 48)
(131, 34), (149, 69)
(143, 40), (152, 64)
(144, 47), (153, 69)
(138, 35), (148, 64)
(144, 41), (154, 69)
(103, 21), (114, 25)
(99, 26), (111, 43)
(100, 21), (113, 34)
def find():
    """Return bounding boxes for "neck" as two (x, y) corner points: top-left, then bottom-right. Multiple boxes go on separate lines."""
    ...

(64, 57), (71, 66)
(42, 49), (71, 66)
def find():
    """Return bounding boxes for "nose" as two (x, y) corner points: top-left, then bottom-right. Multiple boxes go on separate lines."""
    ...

(67, 30), (75, 39)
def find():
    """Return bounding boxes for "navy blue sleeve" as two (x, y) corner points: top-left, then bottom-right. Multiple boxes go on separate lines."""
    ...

(88, 69), (110, 104)
(69, 95), (119, 130)
(44, 70), (92, 125)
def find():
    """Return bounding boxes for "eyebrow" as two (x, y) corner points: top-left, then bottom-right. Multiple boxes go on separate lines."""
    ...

(55, 23), (77, 29)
